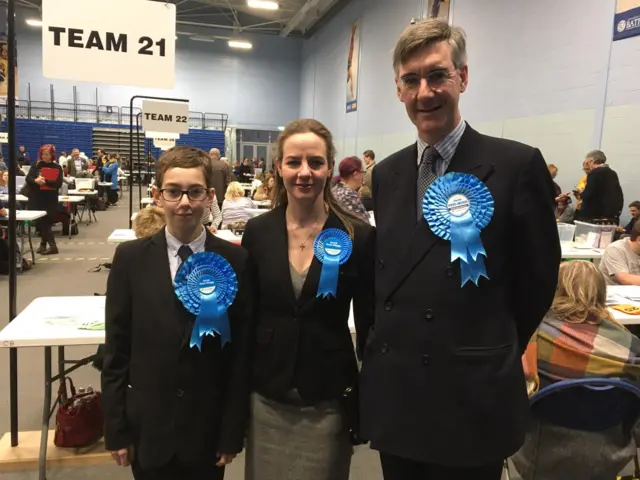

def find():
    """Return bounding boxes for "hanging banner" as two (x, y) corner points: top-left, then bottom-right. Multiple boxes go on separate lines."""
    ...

(0, 33), (18, 98)
(346, 20), (360, 113)
(42, 0), (176, 88)
(427, 0), (451, 21)
(614, 0), (640, 41)
(141, 100), (189, 135)
(0, 132), (8, 143)
(145, 131), (180, 139)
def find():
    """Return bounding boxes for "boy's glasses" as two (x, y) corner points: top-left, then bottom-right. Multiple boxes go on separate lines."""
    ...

(159, 187), (208, 202)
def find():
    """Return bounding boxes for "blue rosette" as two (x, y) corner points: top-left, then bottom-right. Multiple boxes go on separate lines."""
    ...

(313, 228), (353, 299)
(174, 252), (238, 351)
(423, 172), (494, 287)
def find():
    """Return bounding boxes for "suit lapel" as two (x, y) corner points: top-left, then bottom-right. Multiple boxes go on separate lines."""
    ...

(386, 125), (494, 298)
(149, 229), (184, 342)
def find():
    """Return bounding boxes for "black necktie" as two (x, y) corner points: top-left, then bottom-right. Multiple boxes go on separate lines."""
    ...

(177, 245), (193, 266)
(417, 146), (440, 220)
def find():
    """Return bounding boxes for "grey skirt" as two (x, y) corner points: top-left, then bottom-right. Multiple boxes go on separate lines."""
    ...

(245, 391), (353, 480)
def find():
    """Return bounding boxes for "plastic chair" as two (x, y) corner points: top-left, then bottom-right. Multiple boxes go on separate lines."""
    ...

(505, 378), (640, 480)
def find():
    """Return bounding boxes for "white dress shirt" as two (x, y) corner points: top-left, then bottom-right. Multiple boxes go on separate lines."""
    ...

(165, 226), (207, 283)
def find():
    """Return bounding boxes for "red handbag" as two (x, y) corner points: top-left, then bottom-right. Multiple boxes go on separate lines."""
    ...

(54, 377), (104, 448)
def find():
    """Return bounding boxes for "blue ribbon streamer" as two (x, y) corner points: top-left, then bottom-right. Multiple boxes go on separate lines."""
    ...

(317, 254), (340, 298)
(190, 289), (231, 351)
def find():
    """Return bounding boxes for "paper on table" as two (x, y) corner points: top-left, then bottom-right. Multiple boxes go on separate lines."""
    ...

(609, 286), (640, 302)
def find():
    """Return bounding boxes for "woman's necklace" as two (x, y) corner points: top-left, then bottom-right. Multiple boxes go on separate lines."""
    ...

(289, 219), (324, 251)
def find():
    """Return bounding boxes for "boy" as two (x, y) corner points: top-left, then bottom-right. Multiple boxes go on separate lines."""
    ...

(102, 146), (253, 480)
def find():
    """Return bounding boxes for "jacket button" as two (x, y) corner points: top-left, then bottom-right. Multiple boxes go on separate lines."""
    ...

(384, 301), (393, 311)
(176, 388), (184, 398)
(422, 354), (431, 365)
(381, 344), (389, 354)
(378, 259), (385, 269)
(424, 309), (434, 321)
(445, 266), (455, 277)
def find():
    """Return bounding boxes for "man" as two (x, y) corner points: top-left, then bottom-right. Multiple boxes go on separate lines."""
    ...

(617, 201), (640, 235)
(208, 148), (231, 209)
(66, 149), (88, 177)
(17, 145), (29, 166)
(362, 149), (376, 192)
(600, 221), (640, 286)
(579, 150), (623, 223)
(360, 19), (560, 480)
(102, 146), (252, 479)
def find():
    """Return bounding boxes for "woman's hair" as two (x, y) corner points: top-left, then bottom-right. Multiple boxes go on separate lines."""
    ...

(1, 171), (8, 186)
(38, 144), (56, 162)
(225, 181), (245, 200)
(133, 206), (166, 238)
(338, 156), (363, 179)
(272, 118), (364, 237)
(547, 164), (558, 177)
(550, 260), (613, 324)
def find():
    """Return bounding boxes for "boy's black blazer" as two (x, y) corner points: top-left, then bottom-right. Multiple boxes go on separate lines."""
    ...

(101, 227), (253, 469)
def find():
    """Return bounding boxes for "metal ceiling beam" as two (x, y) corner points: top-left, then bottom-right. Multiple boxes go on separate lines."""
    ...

(177, 19), (276, 32)
(280, 0), (321, 37)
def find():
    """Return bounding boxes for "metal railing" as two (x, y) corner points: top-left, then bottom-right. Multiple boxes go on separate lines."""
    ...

(0, 100), (228, 131)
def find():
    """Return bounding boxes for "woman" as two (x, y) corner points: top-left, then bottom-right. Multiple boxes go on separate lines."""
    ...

(332, 156), (369, 223)
(0, 170), (8, 194)
(241, 119), (375, 480)
(26, 144), (63, 255)
(514, 261), (640, 479)
(221, 181), (254, 228)
(102, 154), (120, 205)
(253, 173), (275, 202)
(555, 197), (575, 224)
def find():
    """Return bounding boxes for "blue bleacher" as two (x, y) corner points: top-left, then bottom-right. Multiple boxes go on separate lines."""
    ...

(2, 118), (225, 162)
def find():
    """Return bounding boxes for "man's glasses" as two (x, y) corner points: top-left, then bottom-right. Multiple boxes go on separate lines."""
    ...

(159, 187), (209, 202)
(399, 68), (457, 92)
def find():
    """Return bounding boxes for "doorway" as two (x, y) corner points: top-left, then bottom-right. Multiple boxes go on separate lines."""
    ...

(240, 143), (270, 171)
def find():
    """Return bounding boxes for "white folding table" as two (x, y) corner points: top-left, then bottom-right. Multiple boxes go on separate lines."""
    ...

(607, 286), (640, 325)
(2, 210), (47, 265)
(67, 190), (99, 224)
(561, 244), (604, 262)
(0, 296), (105, 479)
(107, 228), (136, 243)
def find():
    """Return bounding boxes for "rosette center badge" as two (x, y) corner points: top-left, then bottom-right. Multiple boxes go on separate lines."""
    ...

(423, 172), (494, 287)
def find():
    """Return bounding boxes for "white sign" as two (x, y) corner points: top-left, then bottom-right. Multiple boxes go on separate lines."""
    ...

(153, 137), (176, 150)
(0, 132), (7, 144)
(42, 0), (176, 89)
(141, 100), (189, 135)
(145, 131), (180, 139)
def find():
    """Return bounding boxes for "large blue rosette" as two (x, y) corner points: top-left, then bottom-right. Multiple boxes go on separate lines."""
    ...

(174, 252), (238, 351)
(313, 228), (353, 299)
(423, 173), (494, 287)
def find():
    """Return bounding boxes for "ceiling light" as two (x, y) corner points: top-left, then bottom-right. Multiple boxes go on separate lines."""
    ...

(190, 36), (217, 43)
(277, 126), (285, 131)
(228, 40), (252, 50)
(247, 0), (279, 10)
(26, 18), (42, 27)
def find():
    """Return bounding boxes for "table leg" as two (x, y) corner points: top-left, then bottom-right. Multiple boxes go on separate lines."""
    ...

(57, 347), (66, 401)
(27, 220), (35, 265)
(39, 346), (52, 480)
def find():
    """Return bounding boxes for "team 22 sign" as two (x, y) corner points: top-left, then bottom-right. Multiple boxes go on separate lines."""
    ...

(42, 0), (176, 89)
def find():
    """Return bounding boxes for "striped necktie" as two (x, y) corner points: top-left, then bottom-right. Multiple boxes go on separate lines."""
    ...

(417, 146), (440, 220)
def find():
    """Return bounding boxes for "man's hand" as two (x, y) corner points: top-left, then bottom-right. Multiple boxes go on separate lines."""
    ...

(617, 226), (625, 233)
(110, 445), (134, 467)
(216, 452), (236, 467)
(208, 225), (218, 234)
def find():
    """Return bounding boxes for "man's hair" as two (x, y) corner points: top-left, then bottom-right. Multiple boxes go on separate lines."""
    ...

(631, 220), (640, 242)
(630, 201), (640, 210)
(586, 149), (607, 165)
(133, 206), (166, 238)
(209, 148), (220, 157)
(363, 149), (375, 160)
(393, 19), (467, 75)
(156, 146), (214, 188)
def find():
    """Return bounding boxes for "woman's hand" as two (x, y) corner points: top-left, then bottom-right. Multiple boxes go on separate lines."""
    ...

(216, 452), (236, 467)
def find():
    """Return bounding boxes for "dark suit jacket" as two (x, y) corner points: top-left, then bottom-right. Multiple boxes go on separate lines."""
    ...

(241, 206), (375, 403)
(581, 165), (624, 220)
(101, 228), (253, 469)
(360, 125), (560, 466)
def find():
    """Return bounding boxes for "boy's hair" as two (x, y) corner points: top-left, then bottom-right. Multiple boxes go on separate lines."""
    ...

(155, 146), (214, 188)
(133, 206), (166, 238)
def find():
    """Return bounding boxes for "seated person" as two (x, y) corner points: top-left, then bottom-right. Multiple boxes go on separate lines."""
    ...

(514, 260), (640, 480)
(617, 200), (640, 235)
(555, 197), (574, 223)
(133, 206), (166, 238)
(252, 173), (274, 202)
(599, 221), (640, 285)
(0, 170), (7, 194)
(221, 181), (254, 229)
